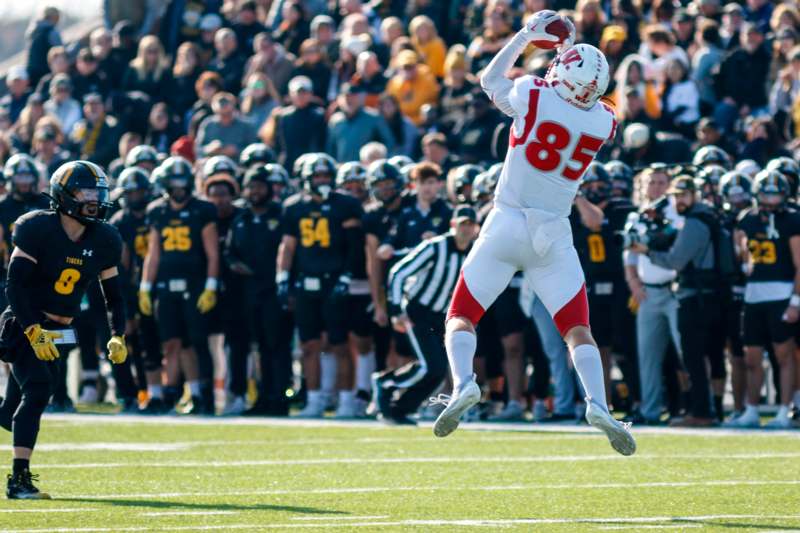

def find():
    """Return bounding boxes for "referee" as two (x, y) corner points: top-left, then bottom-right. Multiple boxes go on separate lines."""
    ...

(374, 205), (479, 424)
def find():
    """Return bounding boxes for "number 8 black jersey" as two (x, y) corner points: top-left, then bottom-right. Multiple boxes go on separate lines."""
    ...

(146, 196), (217, 282)
(11, 210), (122, 318)
(282, 192), (363, 277)
(736, 207), (800, 283)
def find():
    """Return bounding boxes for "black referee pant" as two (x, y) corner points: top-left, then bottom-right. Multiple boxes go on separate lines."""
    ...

(379, 304), (448, 417)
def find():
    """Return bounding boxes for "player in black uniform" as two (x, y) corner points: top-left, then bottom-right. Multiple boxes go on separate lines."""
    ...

(227, 165), (289, 416)
(571, 163), (636, 410)
(605, 160), (634, 200)
(0, 160), (127, 499)
(336, 162), (374, 416)
(202, 156), (248, 415)
(446, 165), (482, 206)
(239, 142), (276, 170)
(110, 167), (159, 412)
(718, 171), (753, 418)
(139, 156), (219, 415)
(277, 153), (364, 418)
(730, 171), (800, 428)
(362, 160), (411, 373)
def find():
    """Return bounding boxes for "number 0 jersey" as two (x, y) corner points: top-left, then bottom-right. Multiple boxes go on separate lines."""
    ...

(11, 210), (122, 318)
(736, 207), (800, 303)
(497, 75), (616, 217)
(283, 191), (363, 277)
(146, 196), (217, 282)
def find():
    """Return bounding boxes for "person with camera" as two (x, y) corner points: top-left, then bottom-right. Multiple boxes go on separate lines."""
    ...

(624, 166), (684, 424)
(630, 176), (722, 427)
(727, 171), (800, 428)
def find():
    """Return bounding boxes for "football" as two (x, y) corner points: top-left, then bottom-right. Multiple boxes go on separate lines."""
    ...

(532, 18), (571, 49)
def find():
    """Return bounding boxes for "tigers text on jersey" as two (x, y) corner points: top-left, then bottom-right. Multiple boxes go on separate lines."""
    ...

(12, 210), (122, 319)
(497, 75), (616, 216)
(146, 196), (217, 282)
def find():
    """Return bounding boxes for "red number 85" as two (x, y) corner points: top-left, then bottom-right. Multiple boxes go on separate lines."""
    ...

(525, 121), (604, 181)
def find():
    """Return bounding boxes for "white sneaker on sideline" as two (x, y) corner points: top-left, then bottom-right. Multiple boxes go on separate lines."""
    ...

(765, 415), (792, 429)
(79, 386), (98, 404)
(585, 399), (636, 456)
(296, 397), (325, 418)
(490, 400), (525, 421)
(723, 408), (760, 428)
(222, 396), (247, 416)
(532, 400), (548, 422)
(432, 377), (481, 438)
(335, 396), (357, 419)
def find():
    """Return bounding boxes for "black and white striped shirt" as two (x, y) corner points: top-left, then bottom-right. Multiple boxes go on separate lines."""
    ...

(387, 233), (471, 315)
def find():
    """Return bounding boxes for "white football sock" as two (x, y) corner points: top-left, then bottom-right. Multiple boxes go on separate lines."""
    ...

(320, 352), (337, 396)
(356, 351), (376, 392)
(776, 405), (790, 420)
(338, 390), (355, 407)
(571, 344), (608, 410)
(793, 390), (800, 407)
(445, 330), (476, 390)
(306, 390), (322, 406)
(147, 384), (163, 399)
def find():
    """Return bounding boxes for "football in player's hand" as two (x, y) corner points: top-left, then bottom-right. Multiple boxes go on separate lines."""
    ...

(532, 18), (572, 49)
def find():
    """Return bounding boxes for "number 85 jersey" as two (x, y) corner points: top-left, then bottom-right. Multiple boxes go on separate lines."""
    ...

(11, 210), (122, 319)
(496, 76), (616, 217)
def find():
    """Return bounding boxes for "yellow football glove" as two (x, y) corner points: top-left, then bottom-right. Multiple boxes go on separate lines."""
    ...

(196, 289), (217, 313)
(24, 324), (62, 362)
(107, 335), (127, 364)
(138, 290), (153, 316)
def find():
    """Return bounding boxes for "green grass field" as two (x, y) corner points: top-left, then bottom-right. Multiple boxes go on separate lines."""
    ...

(1, 415), (799, 532)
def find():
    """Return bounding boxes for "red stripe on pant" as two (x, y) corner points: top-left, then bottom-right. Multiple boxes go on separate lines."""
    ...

(553, 283), (590, 337)
(446, 272), (486, 327)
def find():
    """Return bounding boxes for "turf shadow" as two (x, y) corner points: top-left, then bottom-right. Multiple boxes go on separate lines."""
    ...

(57, 497), (346, 515)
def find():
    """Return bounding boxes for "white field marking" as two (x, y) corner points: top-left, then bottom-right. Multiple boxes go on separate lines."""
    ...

(140, 511), (236, 517)
(599, 526), (703, 530)
(64, 479), (800, 500)
(32, 452), (800, 469)
(290, 516), (389, 521)
(0, 509), (100, 514)
(35, 443), (192, 452)
(42, 413), (800, 438)
(3, 514), (800, 532)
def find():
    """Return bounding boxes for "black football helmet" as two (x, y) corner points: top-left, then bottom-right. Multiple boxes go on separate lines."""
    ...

(695, 164), (726, 207)
(472, 163), (501, 204)
(692, 145), (732, 170)
(604, 160), (633, 198)
(766, 157), (800, 198)
(3, 153), (40, 200)
(388, 155), (414, 170)
(116, 167), (152, 211)
(720, 171), (753, 210)
(239, 143), (276, 168)
(124, 145), (158, 169)
(293, 153), (314, 179)
(580, 162), (611, 204)
(366, 159), (403, 204)
(49, 160), (112, 224)
(203, 155), (238, 179)
(753, 169), (790, 213)
(301, 153), (337, 199)
(156, 156), (194, 201)
(336, 161), (367, 187)
(448, 164), (482, 204)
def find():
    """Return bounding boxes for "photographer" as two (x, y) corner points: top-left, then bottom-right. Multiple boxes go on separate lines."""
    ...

(630, 176), (720, 427)
(623, 167), (683, 424)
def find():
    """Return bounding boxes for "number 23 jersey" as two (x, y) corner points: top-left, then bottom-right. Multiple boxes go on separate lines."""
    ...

(146, 196), (217, 282)
(497, 75), (616, 217)
(736, 207), (800, 284)
(12, 210), (122, 318)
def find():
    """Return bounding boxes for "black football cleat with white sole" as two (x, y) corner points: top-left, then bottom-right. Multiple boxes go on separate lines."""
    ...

(7, 471), (51, 500)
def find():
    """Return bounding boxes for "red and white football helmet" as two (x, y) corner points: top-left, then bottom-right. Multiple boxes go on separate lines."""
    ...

(545, 43), (610, 111)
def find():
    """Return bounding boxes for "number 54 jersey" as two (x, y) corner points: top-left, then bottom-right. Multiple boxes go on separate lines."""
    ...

(11, 210), (122, 319)
(497, 75), (617, 217)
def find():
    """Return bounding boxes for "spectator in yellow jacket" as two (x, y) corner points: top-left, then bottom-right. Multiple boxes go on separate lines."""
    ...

(385, 50), (440, 126)
(409, 15), (447, 78)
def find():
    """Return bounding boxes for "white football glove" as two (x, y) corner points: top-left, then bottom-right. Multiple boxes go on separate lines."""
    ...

(519, 10), (562, 44)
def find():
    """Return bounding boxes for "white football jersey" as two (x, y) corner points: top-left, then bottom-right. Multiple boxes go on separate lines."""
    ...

(495, 75), (617, 217)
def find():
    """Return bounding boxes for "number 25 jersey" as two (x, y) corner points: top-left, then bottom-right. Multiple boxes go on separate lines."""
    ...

(11, 210), (122, 319)
(497, 75), (616, 217)
(146, 196), (217, 282)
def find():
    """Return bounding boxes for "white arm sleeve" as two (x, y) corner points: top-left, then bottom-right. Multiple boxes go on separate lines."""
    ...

(480, 31), (531, 118)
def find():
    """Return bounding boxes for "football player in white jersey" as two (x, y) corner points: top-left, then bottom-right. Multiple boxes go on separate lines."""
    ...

(432, 10), (636, 456)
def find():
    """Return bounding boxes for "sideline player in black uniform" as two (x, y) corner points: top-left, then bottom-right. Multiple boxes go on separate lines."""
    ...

(227, 165), (288, 415)
(277, 153), (364, 418)
(571, 163), (636, 410)
(719, 171), (753, 417)
(139, 156), (219, 414)
(0, 160), (127, 499)
(110, 167), (158, 411)
(730, 171), (800, 428)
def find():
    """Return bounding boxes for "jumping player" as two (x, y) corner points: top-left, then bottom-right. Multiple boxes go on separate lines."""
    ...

(434, 11), (636, 455)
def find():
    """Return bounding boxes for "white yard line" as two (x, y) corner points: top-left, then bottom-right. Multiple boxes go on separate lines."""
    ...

(42, 413), (800, 438)
(32, 452), (800, 469)
(140, 511), (236, 517)
(0, 509), (100, 514)
(3, 514), (799, 532)
(290, 516), (389, 521)
(64, 479), (800, 500)
(599, 526), (703, 530)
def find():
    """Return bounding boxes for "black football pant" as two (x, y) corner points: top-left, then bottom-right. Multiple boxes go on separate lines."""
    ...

(247, 292), (293, 413)
(220, 285), (251, 398)
(379, 305), (448, 417)
(677, 294), (721, 419)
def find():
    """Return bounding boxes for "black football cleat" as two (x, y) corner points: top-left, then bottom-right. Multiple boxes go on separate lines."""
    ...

(7, 471), (51, 500)
(139, 397), (166, 415)
(181, 396), (204, 415)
